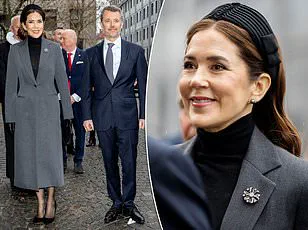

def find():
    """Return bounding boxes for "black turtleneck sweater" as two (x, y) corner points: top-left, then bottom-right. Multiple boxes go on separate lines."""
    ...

(192, 114), (255, 230)
(28, 36), (42, 79)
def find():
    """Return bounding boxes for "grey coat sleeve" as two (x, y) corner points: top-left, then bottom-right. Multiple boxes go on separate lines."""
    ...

(4, 45), (17, 123)
(54, 44), (73, 120)
(294, 161), (308, 229)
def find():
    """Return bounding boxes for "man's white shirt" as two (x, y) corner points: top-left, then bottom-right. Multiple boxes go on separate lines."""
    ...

(67, 47), (81, 102)
(103, 36), (121, 79)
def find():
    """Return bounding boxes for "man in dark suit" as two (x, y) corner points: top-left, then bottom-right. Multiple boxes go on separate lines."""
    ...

(53, 27), (75, 159)
(62, 29), (87, 174)
(0, 15), (20, 187)
(148, 137), (212, 229)
(82, 5), (147, 224)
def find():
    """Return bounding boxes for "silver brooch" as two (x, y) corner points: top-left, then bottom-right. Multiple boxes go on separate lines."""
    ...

(44, 48), (48, 53)
(243, 187), (260, 204)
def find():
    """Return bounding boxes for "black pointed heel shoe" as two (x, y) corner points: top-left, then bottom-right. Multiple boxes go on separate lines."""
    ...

(33, 204), (45, 224)
(33, 215), (44, 224)
(44, 201), (57, 224)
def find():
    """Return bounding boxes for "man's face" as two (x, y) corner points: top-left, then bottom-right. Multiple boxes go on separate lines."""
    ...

(54, 29), (64, 44)
(10, 18), (20, 37)
(101, 10), (122, 41)
(62, 32), (76, 51)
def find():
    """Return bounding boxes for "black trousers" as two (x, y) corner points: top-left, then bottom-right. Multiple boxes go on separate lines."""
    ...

(1, 103), (14, 184)
(97, 128), (138, 208)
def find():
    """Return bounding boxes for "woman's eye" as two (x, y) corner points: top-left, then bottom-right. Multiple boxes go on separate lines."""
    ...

(210, 64), (225, 71)
(183, 61), (196, 69)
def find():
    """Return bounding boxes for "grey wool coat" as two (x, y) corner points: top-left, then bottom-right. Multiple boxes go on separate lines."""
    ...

(5, 38), (73, 190)
(182, 127), (308, 230)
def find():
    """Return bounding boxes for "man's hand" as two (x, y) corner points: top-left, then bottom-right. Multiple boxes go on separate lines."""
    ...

(139, 119), (145, 129)
(83, 120), (94, 132)
(70, 95), (75, 104)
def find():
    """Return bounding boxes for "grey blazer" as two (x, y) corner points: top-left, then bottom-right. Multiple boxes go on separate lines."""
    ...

(181, 127), (308, 230)
(5, 38), (73, 189)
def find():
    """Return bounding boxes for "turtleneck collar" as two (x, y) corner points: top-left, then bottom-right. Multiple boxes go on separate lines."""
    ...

(194, 113), (255, 158)
(192, 113), (255, 229)
(28, 35), (42, 45)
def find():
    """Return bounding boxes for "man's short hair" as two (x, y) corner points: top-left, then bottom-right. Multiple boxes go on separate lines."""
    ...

(100, 5), (124, 22)
(10, 15), (20, 25)
(53, 27), (64, 35)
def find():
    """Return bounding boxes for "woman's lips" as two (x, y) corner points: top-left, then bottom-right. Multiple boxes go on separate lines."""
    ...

(190, 96), (215, 107)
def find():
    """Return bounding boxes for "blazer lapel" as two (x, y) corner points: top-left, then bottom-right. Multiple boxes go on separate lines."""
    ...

(220, 128), (282, 230)
(19, 39), (37, 85)
(95, 41), (107, 77)
(113, 39), (129, 85)
(36, 38), (50, 83)
(71, 48), (80, 74)
(62, 49), (69, 72)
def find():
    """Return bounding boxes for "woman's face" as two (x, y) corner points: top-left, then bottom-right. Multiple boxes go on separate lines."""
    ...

(179, 28), (255, 132)
(22, 12), (44, 38)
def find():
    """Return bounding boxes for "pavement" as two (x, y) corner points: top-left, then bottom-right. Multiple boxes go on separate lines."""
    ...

(0, 106), (161, 230)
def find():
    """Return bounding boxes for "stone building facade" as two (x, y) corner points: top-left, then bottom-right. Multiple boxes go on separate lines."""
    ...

(109, 0), (164, 60)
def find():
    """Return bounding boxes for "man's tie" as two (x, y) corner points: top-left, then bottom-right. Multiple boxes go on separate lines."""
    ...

(68, 52), (72, 71)
(67, 52), (72, 92)
(106, 43), (115, 84)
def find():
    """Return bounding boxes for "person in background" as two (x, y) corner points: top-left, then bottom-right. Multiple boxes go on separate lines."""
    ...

(148, 137), (212, 229)
(165, 98), (196, 145)
(53, 27), (75, 158)
(53, 27), (64, 46)
(62, 29), (87, 174)
(5, 4), (73, 224)
(0, 15), (21, 189)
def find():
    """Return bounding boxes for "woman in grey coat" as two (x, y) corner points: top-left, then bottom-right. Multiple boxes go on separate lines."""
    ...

(5, 4), (73, 224)
(151, 3), (308, 230)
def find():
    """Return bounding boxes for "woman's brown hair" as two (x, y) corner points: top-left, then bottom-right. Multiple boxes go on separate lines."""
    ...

(19, 4), (45, 40)
(186, 19), (301, 156)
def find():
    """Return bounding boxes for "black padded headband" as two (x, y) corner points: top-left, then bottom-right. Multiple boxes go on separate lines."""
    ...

(20, 4), (45, 24)
(203, 3), (280, 82)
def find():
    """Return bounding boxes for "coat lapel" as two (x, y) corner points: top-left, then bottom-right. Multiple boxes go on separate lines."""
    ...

(36, 38), (50, 83)
(62, 49), (69, 73)
(220, 128), (282, 230)
(19, 39), (37, 85)
(71, 48), (80, 74)
(182, 127), (282, 230)
(95, 41), (108, 77)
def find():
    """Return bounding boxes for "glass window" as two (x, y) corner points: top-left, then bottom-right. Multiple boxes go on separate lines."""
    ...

(151, 3), (154, 15)
(155, 1), (158, 14)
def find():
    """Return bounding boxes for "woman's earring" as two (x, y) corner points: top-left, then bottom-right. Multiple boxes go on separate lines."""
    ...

(249, 99), (257, 104)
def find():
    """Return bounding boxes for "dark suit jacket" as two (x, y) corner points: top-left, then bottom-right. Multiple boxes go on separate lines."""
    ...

(62, 48), (87, 97)
(0, 41), (10, 103)
(81, 39), (147, 131)
(148, 137), (212, 230)
(181, 127), (308, 230)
